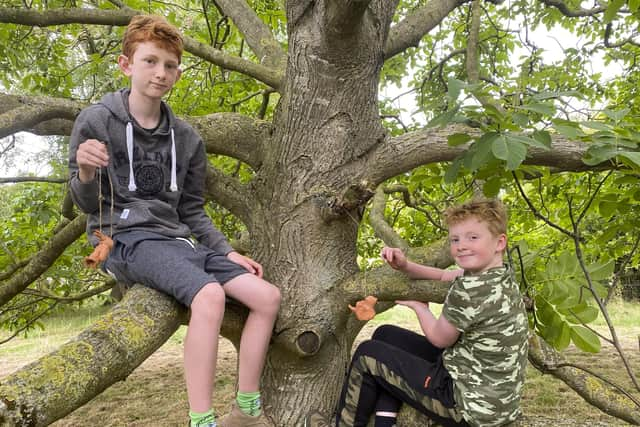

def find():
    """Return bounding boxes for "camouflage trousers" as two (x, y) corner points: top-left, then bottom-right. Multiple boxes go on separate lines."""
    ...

(336, 325), (468, 427)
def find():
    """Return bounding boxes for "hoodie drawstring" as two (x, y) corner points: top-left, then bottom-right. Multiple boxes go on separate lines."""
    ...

(170, 128), (178, 192)
(125, 121), (178, 192)
(126, 122), (137, 192)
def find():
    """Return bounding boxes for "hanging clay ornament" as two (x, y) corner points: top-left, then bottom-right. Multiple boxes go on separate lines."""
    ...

(84, 230), (114, 269)
(349, 295), (378, 321)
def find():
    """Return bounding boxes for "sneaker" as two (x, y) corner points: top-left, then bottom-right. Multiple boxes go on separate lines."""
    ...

(188, 421), (216, 427)
(218, 403), (275, 427)
(304, 411), (334, 427)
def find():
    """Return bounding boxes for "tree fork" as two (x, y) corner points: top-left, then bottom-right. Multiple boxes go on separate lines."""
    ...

(0, 286), (184, 427)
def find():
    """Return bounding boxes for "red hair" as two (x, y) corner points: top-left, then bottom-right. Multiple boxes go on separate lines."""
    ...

(122, 15), (184, 63)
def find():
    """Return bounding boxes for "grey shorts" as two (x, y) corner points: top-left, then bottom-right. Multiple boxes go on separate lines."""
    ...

(103, 232), (249, 307)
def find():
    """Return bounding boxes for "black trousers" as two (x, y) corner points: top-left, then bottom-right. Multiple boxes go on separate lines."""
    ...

(335, 325), (469, 427)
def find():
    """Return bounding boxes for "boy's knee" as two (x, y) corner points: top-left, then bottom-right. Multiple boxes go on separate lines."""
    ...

(372, 324), (400, 341)
(353, 339), (379, 359)
(267, 284), (282, 311)
(191, 283), (226, 315)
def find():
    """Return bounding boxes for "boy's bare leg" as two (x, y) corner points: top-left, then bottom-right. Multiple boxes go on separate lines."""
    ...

(223, 274), (281, 391)
(184, 283), (227, 412)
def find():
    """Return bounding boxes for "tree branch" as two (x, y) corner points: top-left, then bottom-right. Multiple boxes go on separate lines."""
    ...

(537, 0), (606, 17)
(0, 95), (84, 139)
(362, 124), (600, 187)
(384, 0), (463, 59)
(368, 186), (409, 251)
(0, 215), (86, 308)
(0, 285), (185, 427)
(214, 0), (287, 70)
(183, 37), (283, 90)
(190, 112), (271, 169)
(204, 166), (253, 226)
(0, 7), (284, 90)
(0, 176), (67, 184)
(528, 335), (640, 424)
(341, 240), (453, 302)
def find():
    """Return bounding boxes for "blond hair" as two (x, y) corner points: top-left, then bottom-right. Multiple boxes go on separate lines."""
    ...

(122, 15), (184, 63)
(444, 199), (508, 237)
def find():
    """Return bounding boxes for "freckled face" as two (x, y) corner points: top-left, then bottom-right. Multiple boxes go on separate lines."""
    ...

(448, 217), (506, 274)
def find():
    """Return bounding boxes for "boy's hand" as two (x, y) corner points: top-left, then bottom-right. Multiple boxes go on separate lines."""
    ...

(227, 251), (264, 278)
(381, 247), (407, 271)
(76, 139), (109, 182)
(395, 300), (429, 312)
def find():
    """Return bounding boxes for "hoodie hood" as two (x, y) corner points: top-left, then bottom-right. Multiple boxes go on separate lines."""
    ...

(99, 89), (178, 192)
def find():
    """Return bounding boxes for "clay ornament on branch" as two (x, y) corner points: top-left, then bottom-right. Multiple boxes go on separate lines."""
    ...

(84, 230), (114, 269)
(349, 295), (378, 321)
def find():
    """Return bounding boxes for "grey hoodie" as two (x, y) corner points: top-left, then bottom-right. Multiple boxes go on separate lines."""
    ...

(69, 88), (233, 254)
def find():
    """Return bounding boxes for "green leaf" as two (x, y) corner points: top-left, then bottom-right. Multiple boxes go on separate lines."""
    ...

(630, 0), (640, 12)
(562, 302), (600, 324)
(603, 107), (629, 122)
(512, 112), (529, 127)
(482, 176), (502, 198)
(570, 325), (601, 353)
(555, 321), (571, 351)
(448, 133), (472, 146)
(587, 260), (614, 281)
(580, 121), (611, 132)
(492, 136), (527, 170)
(552, 123), (583, 139)
(598, 200), (619, 219)
(467, 132), (499, 170)
(447, 78), (466, 101)
(618, 151), (640, 169)
(518, 102), (555, 116)
(532, 130), (552, 148)
(603, 0), (625, 24)
(427, 108), (460, 128)
(506, 133), (551, 150)
(444, 158), (463, 184)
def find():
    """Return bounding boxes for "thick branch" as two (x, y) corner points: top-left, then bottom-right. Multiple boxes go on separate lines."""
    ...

(190, 112), (271, 169)
(214, 0), (287, 70)
(528, 335), (640, 425)
(0, 7), (137, 26)
(204, 166), (253, 226)
(0, 285), (185, 427)
(341, 242), (453, 302)
(0, 215), (86, 308)
(0, 8), (283, 90)
(363, 124), (600, 187)
(384, 0), (463, 59)
(0, 95), (84, 139)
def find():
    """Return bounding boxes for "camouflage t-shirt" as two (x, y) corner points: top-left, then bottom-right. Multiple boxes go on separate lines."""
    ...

(442, 266), (529, 427)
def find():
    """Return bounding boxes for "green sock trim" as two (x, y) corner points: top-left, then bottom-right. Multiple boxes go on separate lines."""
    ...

(189, 409), (215, 426)
(236, 391), (261, 416)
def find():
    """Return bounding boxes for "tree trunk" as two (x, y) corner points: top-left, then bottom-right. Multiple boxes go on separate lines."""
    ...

(0, 286), (184, 427)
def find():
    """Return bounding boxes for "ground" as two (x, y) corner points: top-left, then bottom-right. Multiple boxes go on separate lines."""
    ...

(1, 310), (639, 426)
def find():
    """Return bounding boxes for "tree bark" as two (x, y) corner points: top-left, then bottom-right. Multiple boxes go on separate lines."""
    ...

(0, 286), (184, 427)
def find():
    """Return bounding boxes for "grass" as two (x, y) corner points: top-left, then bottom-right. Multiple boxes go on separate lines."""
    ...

(1, 299), (639, 426)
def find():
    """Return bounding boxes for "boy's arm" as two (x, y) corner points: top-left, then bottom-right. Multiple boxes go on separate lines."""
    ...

(381, 247), (463, 281)
(68, 109), (106, 214)
(396, 300), (460, 348)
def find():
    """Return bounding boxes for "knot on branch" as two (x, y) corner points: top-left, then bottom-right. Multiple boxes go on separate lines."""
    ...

(295, 330), (321, 356)
(317, 181), (375, 223)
